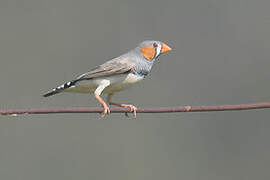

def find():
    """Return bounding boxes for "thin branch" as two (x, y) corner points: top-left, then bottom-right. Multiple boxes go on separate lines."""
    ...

(1, 102), (270, 116)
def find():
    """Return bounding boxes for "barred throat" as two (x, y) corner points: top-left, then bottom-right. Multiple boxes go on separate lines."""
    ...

(132, 59), (152, 78)
(132, 67), (150, 78)
(43, 81), (76, 97)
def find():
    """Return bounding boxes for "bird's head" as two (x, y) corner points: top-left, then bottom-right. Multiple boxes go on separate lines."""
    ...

(137, 40), (172, 62)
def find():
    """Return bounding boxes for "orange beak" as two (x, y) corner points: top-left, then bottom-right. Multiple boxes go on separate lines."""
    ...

(161, 42), (172, 54)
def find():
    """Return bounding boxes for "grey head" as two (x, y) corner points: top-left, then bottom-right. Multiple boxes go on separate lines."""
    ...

(133, 40), (172, 62)
(124, 40), (172, 77)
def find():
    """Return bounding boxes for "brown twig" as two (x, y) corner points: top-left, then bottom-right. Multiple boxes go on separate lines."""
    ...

(1, 102), (270, 116)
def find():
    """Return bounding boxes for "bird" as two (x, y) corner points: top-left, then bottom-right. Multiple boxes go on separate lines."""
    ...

(43, 40), (172, 117)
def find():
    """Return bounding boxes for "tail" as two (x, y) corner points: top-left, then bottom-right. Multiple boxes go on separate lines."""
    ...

(43, 81), (76, 97)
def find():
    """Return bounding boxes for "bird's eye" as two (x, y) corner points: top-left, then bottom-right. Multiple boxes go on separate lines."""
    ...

(153, 43), (158, 48)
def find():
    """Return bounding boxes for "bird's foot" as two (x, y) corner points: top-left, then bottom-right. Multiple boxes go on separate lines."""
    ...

(120, 104), (137, 118)
(101, 104), (111, 118)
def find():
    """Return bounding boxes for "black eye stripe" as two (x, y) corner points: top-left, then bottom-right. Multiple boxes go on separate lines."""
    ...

(153, 43), (158, 48)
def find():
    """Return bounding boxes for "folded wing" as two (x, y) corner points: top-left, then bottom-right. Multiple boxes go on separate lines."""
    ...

(76, 58), (135, 81)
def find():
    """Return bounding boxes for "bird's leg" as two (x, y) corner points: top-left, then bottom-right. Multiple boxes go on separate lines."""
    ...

(94, 80), (111, 116)
(95, 93), (110, 115)
(107, 94), (137, 118)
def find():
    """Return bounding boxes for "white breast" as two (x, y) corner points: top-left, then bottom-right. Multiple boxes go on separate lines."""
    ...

(65, 73), (144, 94)
(102, 73), (144, 94)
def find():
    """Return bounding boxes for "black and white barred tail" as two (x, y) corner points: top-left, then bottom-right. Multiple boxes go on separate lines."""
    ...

(43, 81), (76, 97)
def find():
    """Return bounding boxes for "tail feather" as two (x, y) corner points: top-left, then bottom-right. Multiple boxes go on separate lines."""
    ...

(43, 81), (75, 97)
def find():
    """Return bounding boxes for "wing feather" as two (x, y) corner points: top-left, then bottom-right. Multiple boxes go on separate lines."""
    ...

(76, 58), (135, 81)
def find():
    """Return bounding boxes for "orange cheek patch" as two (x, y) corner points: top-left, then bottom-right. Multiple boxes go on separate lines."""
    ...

(140, 46), (156, 61)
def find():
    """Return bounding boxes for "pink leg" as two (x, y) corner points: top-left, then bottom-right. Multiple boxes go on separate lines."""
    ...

(95, 94), (110, 115)
(107, 94), (137, 118)
(109, 101), (137, 118)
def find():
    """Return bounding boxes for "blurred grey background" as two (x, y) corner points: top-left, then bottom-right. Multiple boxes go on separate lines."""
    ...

(1, 0), (270, 179)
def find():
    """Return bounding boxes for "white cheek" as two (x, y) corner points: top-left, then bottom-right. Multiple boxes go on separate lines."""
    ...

(155, 45), (162, 58)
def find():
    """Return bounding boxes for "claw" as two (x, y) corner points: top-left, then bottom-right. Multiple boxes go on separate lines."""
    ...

(184, 106), (192, 112)
(95, 93), (111, 118)
(107, 96), (137, 118)
(101, 104), (110, 117)
(121, 104), (137, 118)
